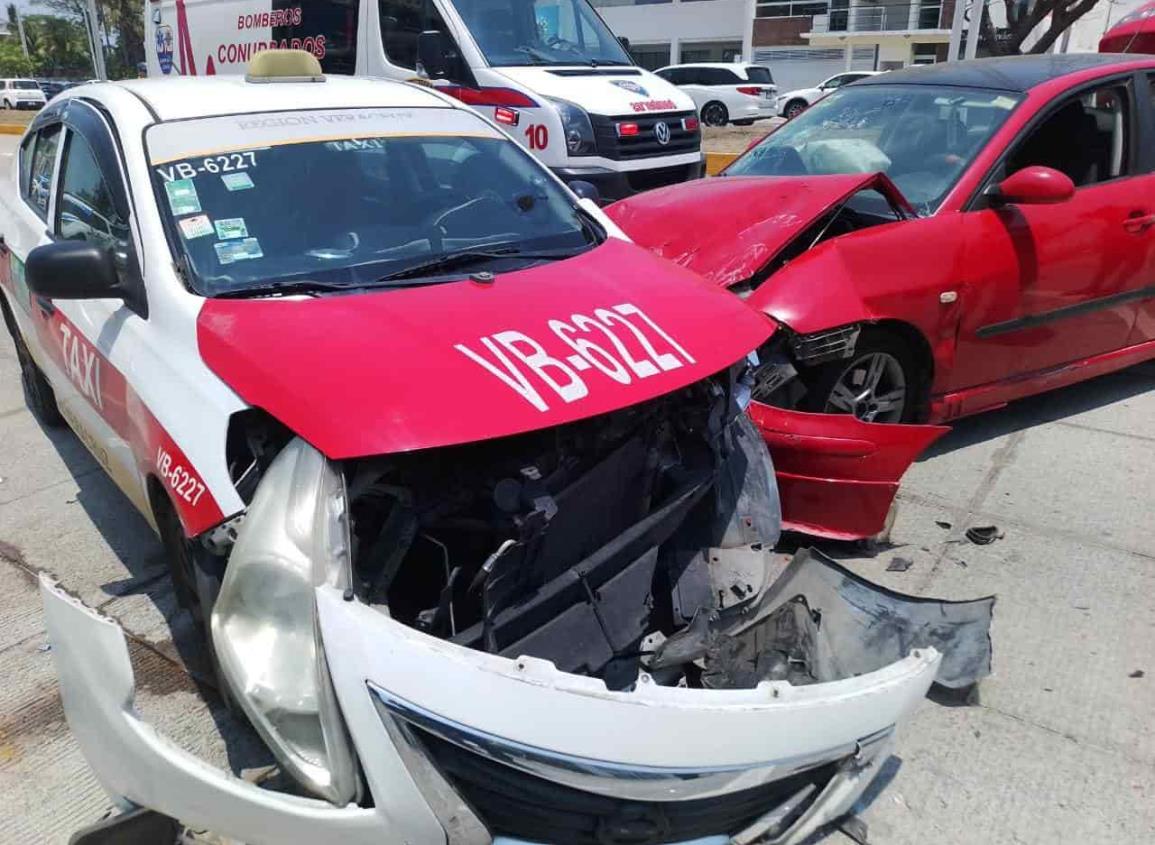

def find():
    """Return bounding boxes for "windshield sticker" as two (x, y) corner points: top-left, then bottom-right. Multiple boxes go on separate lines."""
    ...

(222, 171), (254, 191)
(992, 95), (1018, 110)
(455, 304), (696, 413)
(157, 152), (258, 183)
(325, 138), (388, 152)
(215, 238), (264, 265)
(164, 179), (201, 215)
(214, 218), (249, 240)
(178, 215), (214, 240)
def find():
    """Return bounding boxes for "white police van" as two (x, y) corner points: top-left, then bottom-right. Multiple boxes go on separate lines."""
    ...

(145, 0), (704, 198)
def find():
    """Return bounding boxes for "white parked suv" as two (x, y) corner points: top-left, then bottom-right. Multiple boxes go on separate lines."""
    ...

(775, 71), (882, 120)
(0, 78), (46, 110)
(655, 63), (777, 127)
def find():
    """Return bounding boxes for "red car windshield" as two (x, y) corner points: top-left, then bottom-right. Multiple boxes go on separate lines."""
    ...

(726, 84), (1022, 214)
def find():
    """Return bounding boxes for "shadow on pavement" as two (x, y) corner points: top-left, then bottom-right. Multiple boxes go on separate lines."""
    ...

(923, 361), (1155, 460)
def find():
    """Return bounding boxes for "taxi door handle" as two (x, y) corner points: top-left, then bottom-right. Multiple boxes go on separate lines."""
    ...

(1123, 211), (1155, 233)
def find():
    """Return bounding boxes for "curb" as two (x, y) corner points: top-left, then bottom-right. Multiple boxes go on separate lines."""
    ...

(705, 152), (737, 176)
(0, 124), (26, 136)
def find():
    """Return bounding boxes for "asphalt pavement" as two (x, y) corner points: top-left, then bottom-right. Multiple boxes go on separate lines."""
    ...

(1, 134), (1153, 844)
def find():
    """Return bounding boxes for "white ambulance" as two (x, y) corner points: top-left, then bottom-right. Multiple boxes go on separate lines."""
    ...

(145, 0), (704, 198)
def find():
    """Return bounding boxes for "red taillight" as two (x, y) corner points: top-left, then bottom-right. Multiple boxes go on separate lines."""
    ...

(439, 86), (538, 108)
(682, 116), (699, 132)
(494, 106), (519, 126)
(616, 122), (640, 137)
(737, 86), (762, 96)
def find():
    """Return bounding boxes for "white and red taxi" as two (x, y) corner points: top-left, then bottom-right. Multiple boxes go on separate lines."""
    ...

(0, 52), (992, 845)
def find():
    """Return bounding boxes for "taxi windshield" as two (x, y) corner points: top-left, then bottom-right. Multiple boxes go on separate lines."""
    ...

(146, 107), (599, 297)
(725, 84), (1022, 214)
(447, 0), (632, 67)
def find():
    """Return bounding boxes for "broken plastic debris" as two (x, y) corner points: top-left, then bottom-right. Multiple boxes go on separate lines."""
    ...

(886, 556), (913, 572)
(935, 520), (952, 529)
(838, 815), (870, 844)
(965, 525), (1003, 545)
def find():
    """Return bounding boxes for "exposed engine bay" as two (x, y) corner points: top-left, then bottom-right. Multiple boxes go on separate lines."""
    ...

(342, 364), (788, 690)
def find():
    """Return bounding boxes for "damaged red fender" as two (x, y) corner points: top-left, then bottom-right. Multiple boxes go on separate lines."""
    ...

(748, 402), (949, 540)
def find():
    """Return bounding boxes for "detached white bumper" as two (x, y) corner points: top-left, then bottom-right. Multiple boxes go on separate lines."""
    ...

(42, 574), (943, 845)
(39, 577), (393, 845)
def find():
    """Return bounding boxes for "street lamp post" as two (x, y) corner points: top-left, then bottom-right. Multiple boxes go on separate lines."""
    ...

(82, 0), (108, 80)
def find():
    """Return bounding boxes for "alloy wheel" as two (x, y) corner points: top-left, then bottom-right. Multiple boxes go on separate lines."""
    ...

(824, 351), (907, 423)
(701, 103), (727, 127)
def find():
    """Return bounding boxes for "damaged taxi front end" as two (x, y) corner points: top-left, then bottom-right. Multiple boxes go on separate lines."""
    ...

(41, 109), (993, 844)
(41, 351), (991, 844)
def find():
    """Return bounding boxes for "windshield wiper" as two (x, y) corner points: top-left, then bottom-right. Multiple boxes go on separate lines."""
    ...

(215, 278), (358, 299)
(375, 245), (584, 283)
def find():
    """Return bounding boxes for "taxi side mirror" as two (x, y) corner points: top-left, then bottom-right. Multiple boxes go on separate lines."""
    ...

(26, 240), (146, 315)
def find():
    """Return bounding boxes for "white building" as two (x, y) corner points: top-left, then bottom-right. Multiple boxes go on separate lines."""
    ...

(594, 0), (955, 90)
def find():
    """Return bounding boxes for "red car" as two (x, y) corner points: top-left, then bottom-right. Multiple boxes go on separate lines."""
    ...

(608, 54), (1155, 535)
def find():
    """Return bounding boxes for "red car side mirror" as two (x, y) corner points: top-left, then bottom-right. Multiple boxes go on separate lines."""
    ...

(991, 166), (1075, 205)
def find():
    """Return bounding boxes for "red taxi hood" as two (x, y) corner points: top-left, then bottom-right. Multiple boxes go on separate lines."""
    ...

(606, 174), (911, 288)
(197, 238), (772, 459)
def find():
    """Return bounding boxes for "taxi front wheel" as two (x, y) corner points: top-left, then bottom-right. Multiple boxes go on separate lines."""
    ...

(154, 491), (236, 708)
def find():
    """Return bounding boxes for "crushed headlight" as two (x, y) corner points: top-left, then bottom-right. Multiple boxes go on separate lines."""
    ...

(546, 96), (596, 156)
(211, 437), (359, 804)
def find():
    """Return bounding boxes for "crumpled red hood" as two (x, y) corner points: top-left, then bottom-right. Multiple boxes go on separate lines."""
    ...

(197, 238), (772, 459)
(606, 174), (902, 288)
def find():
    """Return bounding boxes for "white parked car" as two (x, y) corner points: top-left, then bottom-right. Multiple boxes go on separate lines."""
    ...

(775, 71), (882, 120)
(0, 78), (46, 110)
(655, 63), (777, 127)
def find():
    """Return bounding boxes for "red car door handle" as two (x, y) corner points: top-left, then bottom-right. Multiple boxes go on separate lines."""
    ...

(1123, 212), (1155, 233)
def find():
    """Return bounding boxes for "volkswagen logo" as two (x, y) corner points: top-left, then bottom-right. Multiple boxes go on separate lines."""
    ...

(654, 121), (671, 145)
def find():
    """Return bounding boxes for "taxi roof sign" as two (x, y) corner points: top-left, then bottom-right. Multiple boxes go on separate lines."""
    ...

(246, 50), (325, 84)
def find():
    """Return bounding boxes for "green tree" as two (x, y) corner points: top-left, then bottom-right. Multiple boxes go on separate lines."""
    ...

(0, 38), (34, 77)
(34, 0), (145, 79)
(23, 13), (93, 77)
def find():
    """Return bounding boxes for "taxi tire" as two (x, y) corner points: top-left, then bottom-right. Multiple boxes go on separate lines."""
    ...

(11, 325), (65, 427)
(154, 491), (236, 709)
(155, 493), (210, 624)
